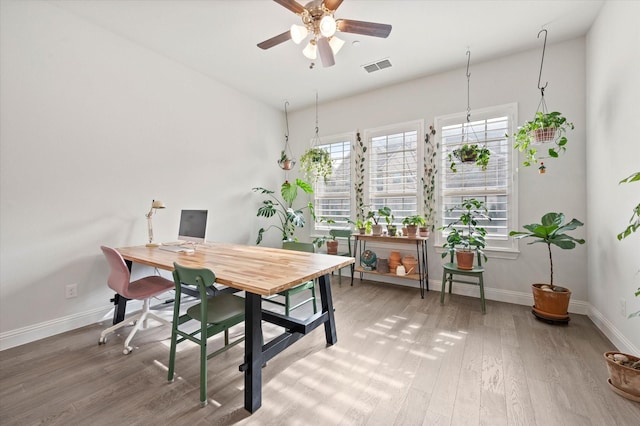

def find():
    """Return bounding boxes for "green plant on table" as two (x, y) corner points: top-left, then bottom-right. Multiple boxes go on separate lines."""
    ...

(253, 179), (314, 244)
(366, 206), (392, 226)
(402, 215), (426, 227)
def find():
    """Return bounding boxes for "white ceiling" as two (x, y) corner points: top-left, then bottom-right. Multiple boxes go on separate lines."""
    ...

(52, 0), (604, 111)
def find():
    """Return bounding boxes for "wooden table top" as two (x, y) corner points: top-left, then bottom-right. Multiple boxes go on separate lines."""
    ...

(117, 243), (355, 296)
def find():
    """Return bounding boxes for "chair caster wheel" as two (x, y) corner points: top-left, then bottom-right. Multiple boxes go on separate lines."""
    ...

(123, 346), (133, 355)
(98, 336), (107, 345)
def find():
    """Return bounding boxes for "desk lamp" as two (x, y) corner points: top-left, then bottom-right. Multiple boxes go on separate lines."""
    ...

(145, 199), (165, 247)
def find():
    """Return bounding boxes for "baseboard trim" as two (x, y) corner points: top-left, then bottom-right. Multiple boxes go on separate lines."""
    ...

(588, 306), (639, 355)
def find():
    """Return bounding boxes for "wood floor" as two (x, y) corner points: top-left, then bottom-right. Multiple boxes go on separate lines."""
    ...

(1, 279), (638, 425)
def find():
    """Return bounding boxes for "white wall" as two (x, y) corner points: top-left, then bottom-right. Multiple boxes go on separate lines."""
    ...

(288, 37), (588, 312)
(586, 1), (640, 354)
(0, 1), (284, 349)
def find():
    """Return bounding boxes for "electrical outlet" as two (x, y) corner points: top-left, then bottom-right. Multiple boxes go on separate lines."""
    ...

(619, 298), (626, 317)
(65, 284), (78, 299)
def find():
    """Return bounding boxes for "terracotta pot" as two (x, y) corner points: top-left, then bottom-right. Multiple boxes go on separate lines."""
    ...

(372, 224), (383, 236)
(419, 227), (430, 238)
(406, 225), (418, 237)
(401, 255), (418, 275)
(531, 283), (571, 321)
(604, 352), (640, 402)
(389, 251), (401, 273)
(326, 240), (338, 255)
(532, 127), (556, 143)
(455, 250), (475, 270)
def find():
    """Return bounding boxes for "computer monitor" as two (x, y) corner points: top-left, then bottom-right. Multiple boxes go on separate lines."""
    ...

(178, 210), (208, 244)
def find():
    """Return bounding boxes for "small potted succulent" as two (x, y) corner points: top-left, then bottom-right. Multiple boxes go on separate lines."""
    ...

(448, 144), (491, 172)
(511, 111), (574, 167)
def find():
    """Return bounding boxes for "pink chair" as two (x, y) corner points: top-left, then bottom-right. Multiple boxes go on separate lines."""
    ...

(98, 246), (174, 354)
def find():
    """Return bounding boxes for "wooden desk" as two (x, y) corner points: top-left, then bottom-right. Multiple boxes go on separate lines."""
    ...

(352, 234), (429, 297)
(115, 242), (354, 413)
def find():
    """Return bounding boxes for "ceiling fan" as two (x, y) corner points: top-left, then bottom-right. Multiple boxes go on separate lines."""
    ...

(257, 0), (392, 68)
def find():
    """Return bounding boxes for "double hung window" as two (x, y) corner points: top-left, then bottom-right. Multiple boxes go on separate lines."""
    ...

(435, 103), (518, 254)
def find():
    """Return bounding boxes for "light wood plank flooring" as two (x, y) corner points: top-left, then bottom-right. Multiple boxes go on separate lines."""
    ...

(1, 279), (639, 425)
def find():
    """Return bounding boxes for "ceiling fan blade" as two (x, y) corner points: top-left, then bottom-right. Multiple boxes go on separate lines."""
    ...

(337, 19), (392, 38)
(323, 0), (344, 11)
(317, 37), (335, 67)
(274, 0), (306, 15)
(257, 31), (292, 50)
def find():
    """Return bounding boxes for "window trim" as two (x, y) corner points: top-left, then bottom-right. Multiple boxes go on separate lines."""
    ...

(434, 103), (519, 258)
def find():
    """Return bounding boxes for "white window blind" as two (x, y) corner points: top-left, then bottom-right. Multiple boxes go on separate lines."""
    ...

(314, 137), (352, 230)
(436, 103), (518, 253)
(366, 122), (422, 224)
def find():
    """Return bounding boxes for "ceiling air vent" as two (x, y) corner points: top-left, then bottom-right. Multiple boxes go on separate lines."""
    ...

(363, 59), (392, 73)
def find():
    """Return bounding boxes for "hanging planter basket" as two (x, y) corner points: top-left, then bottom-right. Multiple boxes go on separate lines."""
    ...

(278, 153), (295, 171)
(278, 101), (296, 171)
(532, 127), (557, 143)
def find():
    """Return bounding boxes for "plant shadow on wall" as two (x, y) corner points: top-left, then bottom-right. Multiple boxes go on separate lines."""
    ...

(509, 212), (585, 323)
(253, 179), (314, 244)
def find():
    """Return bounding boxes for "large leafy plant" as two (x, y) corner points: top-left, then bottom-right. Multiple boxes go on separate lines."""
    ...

(253, 179), (314, 244)
(439, 198), (490, 261)
(512, 111), (574, 166)
(509, 212), (585, 288)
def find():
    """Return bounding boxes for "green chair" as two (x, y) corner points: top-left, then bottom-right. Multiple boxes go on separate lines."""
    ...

(262, 242), (317, 317)
(329, 229), (355, 285)
(168, 263), (245, 407)
(440, 252), (486, 314)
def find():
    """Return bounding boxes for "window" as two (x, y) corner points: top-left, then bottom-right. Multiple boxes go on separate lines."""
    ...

(313, 134), (353, 231)
(365, 121), (423, 224)
(435, 103), (518, 255)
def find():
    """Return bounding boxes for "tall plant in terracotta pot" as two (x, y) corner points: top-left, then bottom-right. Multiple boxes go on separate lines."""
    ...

(509, 212), (585, 323)
(439, 198), (489, 270)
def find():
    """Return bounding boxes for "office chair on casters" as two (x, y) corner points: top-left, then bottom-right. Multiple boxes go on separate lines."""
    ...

(262, 242), (318, 317)
(441, 251), (486, 314)
(168, 263), (245, 407)
(98, 246), (174, 354)
(329, 229), (354, 285)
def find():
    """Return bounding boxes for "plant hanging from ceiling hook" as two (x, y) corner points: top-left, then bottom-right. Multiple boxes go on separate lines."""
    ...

(511, 29), (574, 167)
(448, 49), (491, 173)
(278, 101), (296, 171)
(300, 92), (332, 183)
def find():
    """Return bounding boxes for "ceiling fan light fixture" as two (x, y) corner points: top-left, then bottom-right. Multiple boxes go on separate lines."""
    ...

(319, 15), (337, 37)
(329, 36), (344, 55)
(303, 40), (317, 60)
(290, 24), (308, 44)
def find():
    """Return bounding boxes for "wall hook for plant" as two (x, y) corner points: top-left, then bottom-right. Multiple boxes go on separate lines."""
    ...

(537, 29), (549, 98)
(278, 100), (295, 171)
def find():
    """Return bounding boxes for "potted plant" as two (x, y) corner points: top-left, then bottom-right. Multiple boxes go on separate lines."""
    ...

(300, 147), (332, 183)
(366, 207), (392, 236)
(277, 150), (295, 171)
(509, 212), (585, 322)
(402, 215), (426, 237)
(448, 144), (491, 172)
(511, 111), (574, 167)
(438, 198), (489, 269)
(253, 179), (314, 244)
(312, 217), (339, 254)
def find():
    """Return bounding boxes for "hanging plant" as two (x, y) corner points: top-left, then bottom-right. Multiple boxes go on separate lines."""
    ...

(511, 30), (575, 167)
(448, 144), (491, 172)
(300, 147), (332, 183)
(278, 101), (296, 171)
(422, 126), (437, 230)
(512, 111), (574, 166)
(354, 131), (366, 222)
